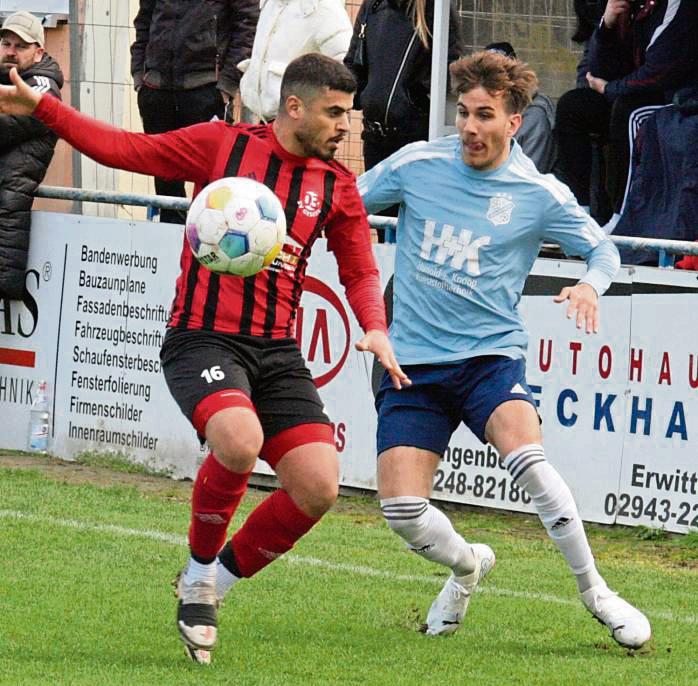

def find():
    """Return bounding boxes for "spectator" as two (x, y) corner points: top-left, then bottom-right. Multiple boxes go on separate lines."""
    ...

(0, 11), (62, 301)
(238, 0), (353, 124)
(555, 0), (698, 229)
(571, 0), (608, 88)
(130, 0), (259, 224)
(565, 1), (612, 224)
(485, 42), (556, 173)
(614, 86), (698, 265)
(344, 0), (462, 238)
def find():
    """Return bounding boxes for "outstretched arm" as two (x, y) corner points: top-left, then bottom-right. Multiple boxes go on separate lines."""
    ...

(0, 67), (221, 186)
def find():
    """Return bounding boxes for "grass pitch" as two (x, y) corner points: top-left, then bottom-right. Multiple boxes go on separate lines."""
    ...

(0, 455), (696, 686)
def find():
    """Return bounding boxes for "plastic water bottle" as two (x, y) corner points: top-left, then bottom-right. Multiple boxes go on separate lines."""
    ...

(28, 380), (50, 453)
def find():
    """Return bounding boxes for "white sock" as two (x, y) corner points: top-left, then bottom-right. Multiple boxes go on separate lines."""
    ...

(183, 557), (216, 585)
(380, 496), (476, 577)
(215, 557), (240, 599)
(503, 445), (603, 591)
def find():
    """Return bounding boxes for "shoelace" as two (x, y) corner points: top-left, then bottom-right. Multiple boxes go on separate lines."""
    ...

(181, 578), (217, 605)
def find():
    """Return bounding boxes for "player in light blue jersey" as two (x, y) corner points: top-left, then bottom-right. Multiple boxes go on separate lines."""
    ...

(356, 50), (651, 649)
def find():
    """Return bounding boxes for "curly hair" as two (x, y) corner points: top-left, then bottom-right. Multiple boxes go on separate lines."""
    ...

(449, 51), (538, 114)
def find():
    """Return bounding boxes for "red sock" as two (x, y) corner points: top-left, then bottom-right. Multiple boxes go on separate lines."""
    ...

(189, 453), (250, 561)
(230, 489), (319, 577)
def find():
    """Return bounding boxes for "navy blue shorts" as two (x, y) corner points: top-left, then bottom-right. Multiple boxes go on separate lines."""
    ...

(375, 355), (536, 455)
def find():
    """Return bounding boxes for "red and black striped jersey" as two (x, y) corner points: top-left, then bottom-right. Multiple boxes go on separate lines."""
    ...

(35, 97), (388, 338)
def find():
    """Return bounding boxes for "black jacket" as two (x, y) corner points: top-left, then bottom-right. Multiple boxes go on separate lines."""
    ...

(130, 0), (259, 95)
(344, 0), (462, 138)
(589, 0), (698, 102)
(572, 0), (607, 88)
(0, 54), (63, 301)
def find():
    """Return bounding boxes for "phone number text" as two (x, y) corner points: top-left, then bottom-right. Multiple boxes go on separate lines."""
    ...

(604, 492), (698, 526)
(433, 471), (531, 505)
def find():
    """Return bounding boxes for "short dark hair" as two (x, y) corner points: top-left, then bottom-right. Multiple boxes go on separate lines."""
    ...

(484, 42), (517, 60)
(449, 51), (537, 114)
(280, 53), (356, 103)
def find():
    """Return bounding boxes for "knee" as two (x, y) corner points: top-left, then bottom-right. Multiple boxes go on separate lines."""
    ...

(290, 476), (338, 518)
(207, 422), (264, 473)
(380, 496), (429, 541)
(556, 88), (603, 131)
(555, 89), (583, 123)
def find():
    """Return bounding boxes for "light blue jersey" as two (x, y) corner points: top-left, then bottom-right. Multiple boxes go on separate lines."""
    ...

(358, 137), (620, 365)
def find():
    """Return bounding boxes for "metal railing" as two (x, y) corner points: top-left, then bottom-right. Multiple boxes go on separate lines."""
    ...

(36, 185), (698, 266)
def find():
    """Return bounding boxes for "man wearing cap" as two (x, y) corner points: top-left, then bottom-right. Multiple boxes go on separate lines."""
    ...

(0, 11), (63, 301)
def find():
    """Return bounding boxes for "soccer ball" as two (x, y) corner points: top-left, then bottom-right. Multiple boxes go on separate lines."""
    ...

(185, 177), (286, 277)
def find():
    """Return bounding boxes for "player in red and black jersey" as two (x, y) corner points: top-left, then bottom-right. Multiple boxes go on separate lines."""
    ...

(0, 53), (409, 663)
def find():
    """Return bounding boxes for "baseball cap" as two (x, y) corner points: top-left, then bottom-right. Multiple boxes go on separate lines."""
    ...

(1, 11), (45, 48)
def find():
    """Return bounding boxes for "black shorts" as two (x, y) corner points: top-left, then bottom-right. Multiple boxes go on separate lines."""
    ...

(160, 328), (330, 439)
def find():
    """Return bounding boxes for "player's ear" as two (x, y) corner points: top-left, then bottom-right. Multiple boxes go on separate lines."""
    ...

(507, 112), (522, 137)
(284, 94), (304, 121)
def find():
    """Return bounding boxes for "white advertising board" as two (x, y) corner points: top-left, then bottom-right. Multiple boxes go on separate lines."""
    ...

(0, 213), (201, 477)
(614, 267), (698, 531)
(1, 212), (696, 532)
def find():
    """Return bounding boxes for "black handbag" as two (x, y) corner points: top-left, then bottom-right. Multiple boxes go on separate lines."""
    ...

(353, 0), (383, 68)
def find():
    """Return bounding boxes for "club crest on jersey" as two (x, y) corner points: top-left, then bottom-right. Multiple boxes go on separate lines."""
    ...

(487, 193), (515, 226)
(298, 190), (322, 217)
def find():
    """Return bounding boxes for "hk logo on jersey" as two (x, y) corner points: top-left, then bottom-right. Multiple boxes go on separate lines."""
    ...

(487, 193), (515, 226)
(420, 220), (490, 276)
(298, 190), (322, 217)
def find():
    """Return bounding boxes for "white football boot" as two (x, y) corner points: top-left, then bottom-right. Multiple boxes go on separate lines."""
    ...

(425, 543), (496, 636)
(581, 584), (651, 649)
(175, 570), (218, 664)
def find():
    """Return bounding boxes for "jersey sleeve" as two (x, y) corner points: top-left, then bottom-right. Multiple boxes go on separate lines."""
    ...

(325, 179), (388, 333)
(541, 183), (621, 296)
(357, 153), (405, 214)
(33, 95), (223, 186)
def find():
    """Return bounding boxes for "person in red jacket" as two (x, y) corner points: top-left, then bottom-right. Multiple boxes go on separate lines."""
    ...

(0, 53), (408, 664)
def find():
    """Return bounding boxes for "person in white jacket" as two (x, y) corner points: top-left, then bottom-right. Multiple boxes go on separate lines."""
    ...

(238, 0), (352, 123)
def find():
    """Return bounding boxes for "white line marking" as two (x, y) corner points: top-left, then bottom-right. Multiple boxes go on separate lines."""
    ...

(0, 509), (185, 545)
(1, 509), (695, 626)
